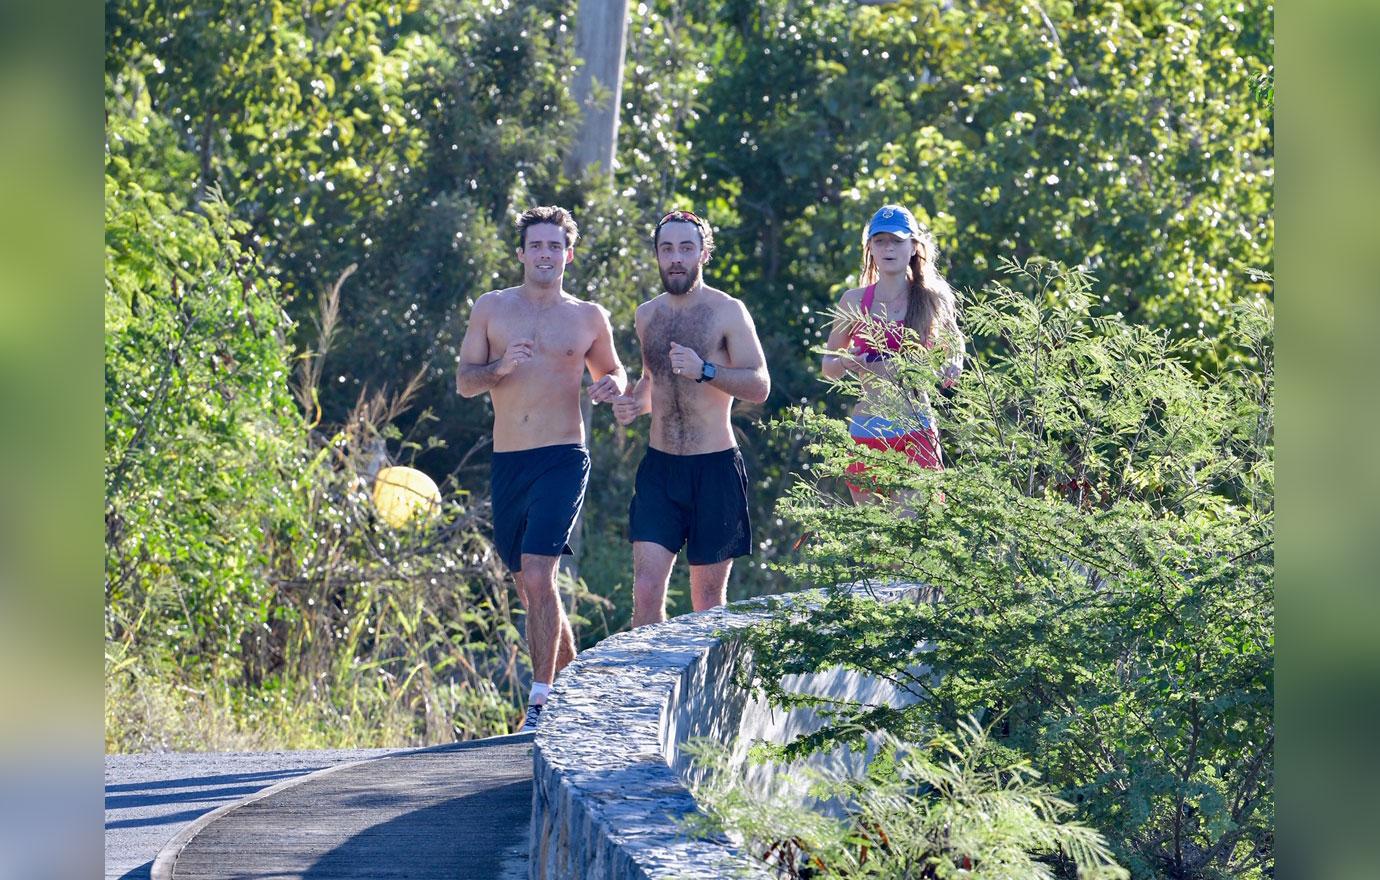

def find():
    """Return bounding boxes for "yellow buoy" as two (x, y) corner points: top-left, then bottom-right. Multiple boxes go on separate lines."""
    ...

(372, 466), (442, 528)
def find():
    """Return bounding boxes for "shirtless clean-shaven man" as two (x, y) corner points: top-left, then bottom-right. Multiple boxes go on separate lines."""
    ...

(613, 210), (771, 627)
(456, 206), (626, 729)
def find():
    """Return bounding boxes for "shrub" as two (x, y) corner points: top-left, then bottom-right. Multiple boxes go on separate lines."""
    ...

(687, 717), (1128, 879)
(105, 74), (579, 749)
(739, 259), (1272, 878)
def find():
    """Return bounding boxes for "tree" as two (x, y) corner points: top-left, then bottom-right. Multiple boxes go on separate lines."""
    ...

(684, 0), (1273, 367)
(104, 0), (1275, 751)
(106, 67), (307, 675)
(584, 0), (1274, 607)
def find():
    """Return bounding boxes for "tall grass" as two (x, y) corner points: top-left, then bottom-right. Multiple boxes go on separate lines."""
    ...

(106, 265), (604, 751)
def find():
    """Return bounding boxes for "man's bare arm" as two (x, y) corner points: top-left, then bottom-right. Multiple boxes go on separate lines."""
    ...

(457, 357), (513, 398)
(702, 363), (770, 404)
(675, 300), (769, 403)
(455, 295), (532, 397)
(455, 297), (491, 397)
(612, 308), (654, 425)
(586, 306), (629, 403)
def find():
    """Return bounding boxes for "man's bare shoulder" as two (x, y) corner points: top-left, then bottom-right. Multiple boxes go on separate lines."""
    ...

(473, 287), (521, 313)
(635, 295), (668, 322)
(700, 286), (755, 321)
(562, 293), (611, 322)
(694, 285), (736, 306)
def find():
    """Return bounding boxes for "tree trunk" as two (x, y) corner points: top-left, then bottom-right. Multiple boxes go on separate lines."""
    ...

(559, 0), (630, 588)
(563, 0), (630, 181)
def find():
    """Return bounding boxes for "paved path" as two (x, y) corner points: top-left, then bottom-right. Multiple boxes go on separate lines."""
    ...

(106, 747), (406, 880)
(105, 735), (533, 880)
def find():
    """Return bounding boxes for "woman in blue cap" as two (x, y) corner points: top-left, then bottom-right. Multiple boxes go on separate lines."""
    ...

(821, 204), (964, 503)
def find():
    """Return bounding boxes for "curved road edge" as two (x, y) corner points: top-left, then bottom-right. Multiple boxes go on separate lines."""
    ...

(148, 731), (534, 880)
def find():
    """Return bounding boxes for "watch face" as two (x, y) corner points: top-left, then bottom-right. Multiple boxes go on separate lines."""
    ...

(699, 362), (716, 382)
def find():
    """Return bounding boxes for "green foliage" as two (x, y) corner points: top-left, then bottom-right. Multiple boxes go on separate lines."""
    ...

(105, 0), (1273, 755)
(104, 66), (588, 749)
(682, 0), (1273, 369)
(1251, 67), (1274, 112)
(740, 261), (1273, 877)
(106, 0), (587, 486)
(106, 68), (306, 671)
(579, 0), (1275, 608)
(687, 717), (1127, 879)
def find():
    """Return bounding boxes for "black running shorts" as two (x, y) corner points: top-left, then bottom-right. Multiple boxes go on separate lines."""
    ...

(628, 446), (752, 565)
(490, 443), (590, 573)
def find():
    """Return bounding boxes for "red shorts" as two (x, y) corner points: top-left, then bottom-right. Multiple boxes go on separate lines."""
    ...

(845, 430), (942, 493)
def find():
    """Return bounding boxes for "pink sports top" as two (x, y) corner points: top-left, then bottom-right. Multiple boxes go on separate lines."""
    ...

(849, 284), (906, 361)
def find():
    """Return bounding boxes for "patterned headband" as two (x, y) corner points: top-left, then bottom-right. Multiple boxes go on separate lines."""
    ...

(656, 210), (707, 230)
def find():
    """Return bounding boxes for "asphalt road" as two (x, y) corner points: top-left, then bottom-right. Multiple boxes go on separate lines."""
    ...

(159, 735), (535, 880)
(104, 747), (404, 880)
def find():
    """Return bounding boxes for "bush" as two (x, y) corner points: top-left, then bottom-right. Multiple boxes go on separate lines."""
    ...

(687, 717), (1128, 879)
(105, 73), (580, 749)
(737, 260), (1272, 878)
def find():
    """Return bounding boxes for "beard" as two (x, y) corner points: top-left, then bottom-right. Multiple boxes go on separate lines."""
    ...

(660, 262), (701, 296)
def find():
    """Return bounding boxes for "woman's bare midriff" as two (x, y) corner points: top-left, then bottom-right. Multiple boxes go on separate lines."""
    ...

(849, 374), (934, 426)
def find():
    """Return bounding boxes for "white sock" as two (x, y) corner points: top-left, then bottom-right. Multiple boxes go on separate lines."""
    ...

(529, 682), (551, 706)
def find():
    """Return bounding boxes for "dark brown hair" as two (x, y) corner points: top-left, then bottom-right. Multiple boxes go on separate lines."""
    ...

(653, 210), (715, 260)
(516, 205), (579, 250)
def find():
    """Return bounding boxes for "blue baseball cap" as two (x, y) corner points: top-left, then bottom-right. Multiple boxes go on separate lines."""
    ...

(867, 204), (920, 239)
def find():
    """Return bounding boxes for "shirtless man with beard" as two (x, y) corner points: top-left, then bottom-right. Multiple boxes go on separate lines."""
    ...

(456, 205), (626, 728)
(612, 211), (771, 627)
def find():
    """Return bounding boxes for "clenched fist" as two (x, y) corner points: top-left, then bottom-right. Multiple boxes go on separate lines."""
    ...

(940, 362), (961, 390)
(668, 341), (703, 378)
(495, 338), (534, 377)
(611, 394), (644, 426)
(588, 375), (622, 404)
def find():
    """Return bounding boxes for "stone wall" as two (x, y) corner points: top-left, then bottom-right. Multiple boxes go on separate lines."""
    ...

(529, 583), (927, 880)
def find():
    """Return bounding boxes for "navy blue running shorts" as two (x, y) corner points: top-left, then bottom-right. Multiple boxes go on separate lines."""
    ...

(628, 446), (752, 565)
(490, 443), (590, 573)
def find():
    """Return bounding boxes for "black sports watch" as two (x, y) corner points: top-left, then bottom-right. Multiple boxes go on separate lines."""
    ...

(696, 361), (717, 383)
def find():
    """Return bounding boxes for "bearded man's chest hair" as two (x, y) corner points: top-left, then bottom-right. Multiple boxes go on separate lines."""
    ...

(643, 303), (725, 378)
